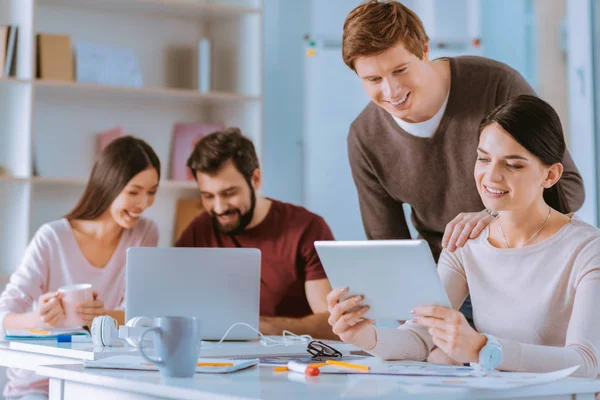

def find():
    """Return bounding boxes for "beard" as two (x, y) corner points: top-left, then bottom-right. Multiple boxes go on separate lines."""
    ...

(211, 185), (256, 236)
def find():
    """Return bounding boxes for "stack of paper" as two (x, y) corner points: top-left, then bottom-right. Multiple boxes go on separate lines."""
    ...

(343, 365), (580, 390)
(84, 355), (258, 374)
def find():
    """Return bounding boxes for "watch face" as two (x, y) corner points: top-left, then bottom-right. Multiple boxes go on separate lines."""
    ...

(482, 345), (502, 369)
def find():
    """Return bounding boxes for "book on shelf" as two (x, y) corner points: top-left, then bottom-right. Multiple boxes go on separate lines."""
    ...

(0, 26), (8, 78)
(174, 198), (204, 244)
(97, 126), (125, 154)
(74, 41), (143, 87)
(37, 33), (75, 81)
(198, 38), (211, 93)
(170, 123), (223, 181)
(3, 25), (18, 78)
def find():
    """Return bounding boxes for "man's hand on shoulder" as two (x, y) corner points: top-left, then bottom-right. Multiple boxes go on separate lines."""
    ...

(442, 210), (496, 252)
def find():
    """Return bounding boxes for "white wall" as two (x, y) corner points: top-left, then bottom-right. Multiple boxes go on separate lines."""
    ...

(309, 0), (362, 39)
(481, 0), (536, 87)
(303, 0), (366, 239)
(535, 0), (570, 142)
(262, 0), (309, 205)
(566, 0), (598, 225)
(304, 42), (369, 240)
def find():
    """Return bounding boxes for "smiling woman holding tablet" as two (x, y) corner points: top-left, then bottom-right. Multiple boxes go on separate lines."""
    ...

(327, 95), (600, 379)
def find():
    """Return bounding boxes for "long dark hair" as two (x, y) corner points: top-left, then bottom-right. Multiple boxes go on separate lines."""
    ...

(65, 136), (161, 221)
(479, 94), (567, 212)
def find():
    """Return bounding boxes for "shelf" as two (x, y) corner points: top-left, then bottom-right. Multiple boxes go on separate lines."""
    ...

(38, 0), (261, 20)
(0, 78), (30, 85)
(0, 175), (28, 183)
(30, 176), (198, 190)
(0, 176), (197, 190)
(34, 80), (261, 106)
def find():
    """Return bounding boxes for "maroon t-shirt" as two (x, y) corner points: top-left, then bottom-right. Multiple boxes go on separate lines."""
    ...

(175, 200), (334, 318)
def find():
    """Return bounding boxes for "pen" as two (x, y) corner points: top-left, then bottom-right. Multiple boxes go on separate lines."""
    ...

(56, 334), (91, 343)
(286, 361), (326, 376)
(325, 360), (370, 372)
(56, 335), (92, 343)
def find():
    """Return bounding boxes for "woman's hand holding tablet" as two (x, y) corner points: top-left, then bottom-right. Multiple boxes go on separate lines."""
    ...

(412, 305), (486, 364)
(327, 287), (377, 350)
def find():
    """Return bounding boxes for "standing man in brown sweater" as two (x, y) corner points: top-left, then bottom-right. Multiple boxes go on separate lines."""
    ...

(344, 0), (584, 263)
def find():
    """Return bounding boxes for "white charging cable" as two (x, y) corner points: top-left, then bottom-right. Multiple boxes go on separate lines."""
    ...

(217, 322), (313, 347)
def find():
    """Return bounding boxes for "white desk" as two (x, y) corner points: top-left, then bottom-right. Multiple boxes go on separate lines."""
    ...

(0, 339), (137, 371)
(37, 363), (600, 400)
(0, 338), (357, 395)
(1, 337), (349, 368)
(7, 340), (599, 400)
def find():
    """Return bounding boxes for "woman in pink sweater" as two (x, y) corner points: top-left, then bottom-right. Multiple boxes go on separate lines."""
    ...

(327, 95), (600, 379)
(0, 136), (160, 400)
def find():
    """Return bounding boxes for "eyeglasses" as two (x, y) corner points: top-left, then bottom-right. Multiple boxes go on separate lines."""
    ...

(306, 340), (343, 359)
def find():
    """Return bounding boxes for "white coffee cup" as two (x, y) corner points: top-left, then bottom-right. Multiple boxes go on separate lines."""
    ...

(57, 283), (93, 327)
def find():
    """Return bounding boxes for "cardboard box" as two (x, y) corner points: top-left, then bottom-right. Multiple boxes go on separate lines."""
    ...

(37, 33), (74, 81)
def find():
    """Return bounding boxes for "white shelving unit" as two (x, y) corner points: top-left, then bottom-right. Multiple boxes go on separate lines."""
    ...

(0, 0), (263, 284)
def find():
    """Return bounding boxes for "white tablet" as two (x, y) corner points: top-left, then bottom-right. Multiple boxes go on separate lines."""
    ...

(314, 240), (451, 321)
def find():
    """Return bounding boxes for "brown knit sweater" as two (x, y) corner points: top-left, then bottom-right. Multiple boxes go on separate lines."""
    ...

(348, 56), (585, 261)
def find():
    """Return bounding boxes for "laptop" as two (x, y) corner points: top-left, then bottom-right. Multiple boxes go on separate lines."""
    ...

(125, 247), (261, 341)
(314, 240), (451, 321)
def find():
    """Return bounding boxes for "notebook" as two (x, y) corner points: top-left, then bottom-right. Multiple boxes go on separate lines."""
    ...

(84, 355), (259, 374)
(169, 123), (223, 180)
(5, 328), (89, 340)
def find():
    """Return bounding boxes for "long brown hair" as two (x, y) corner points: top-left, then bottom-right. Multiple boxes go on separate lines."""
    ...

(65, 136), (161, 221)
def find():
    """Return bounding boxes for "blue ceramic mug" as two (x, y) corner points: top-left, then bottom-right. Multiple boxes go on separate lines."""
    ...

(139, 316), (202, 378)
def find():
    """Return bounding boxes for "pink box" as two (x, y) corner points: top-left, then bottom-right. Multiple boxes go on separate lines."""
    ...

(170, 123), (223, 181)
(97, 126), (125, 154)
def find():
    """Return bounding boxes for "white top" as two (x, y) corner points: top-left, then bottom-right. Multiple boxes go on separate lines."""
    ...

(0, 217), (158, 397)
(368, 215), (600, 379)
(392, 91), (449, 138)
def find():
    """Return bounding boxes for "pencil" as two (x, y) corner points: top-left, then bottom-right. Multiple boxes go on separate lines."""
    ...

(29, 329), (51, 335)
(196, 362), (234, 367)
(325, 360), (370, 372)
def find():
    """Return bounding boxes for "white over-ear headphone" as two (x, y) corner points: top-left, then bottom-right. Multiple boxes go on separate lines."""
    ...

(121, 316), (153, 347)
(91, 316), (153, 347)
(91, 316), (118, 347)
